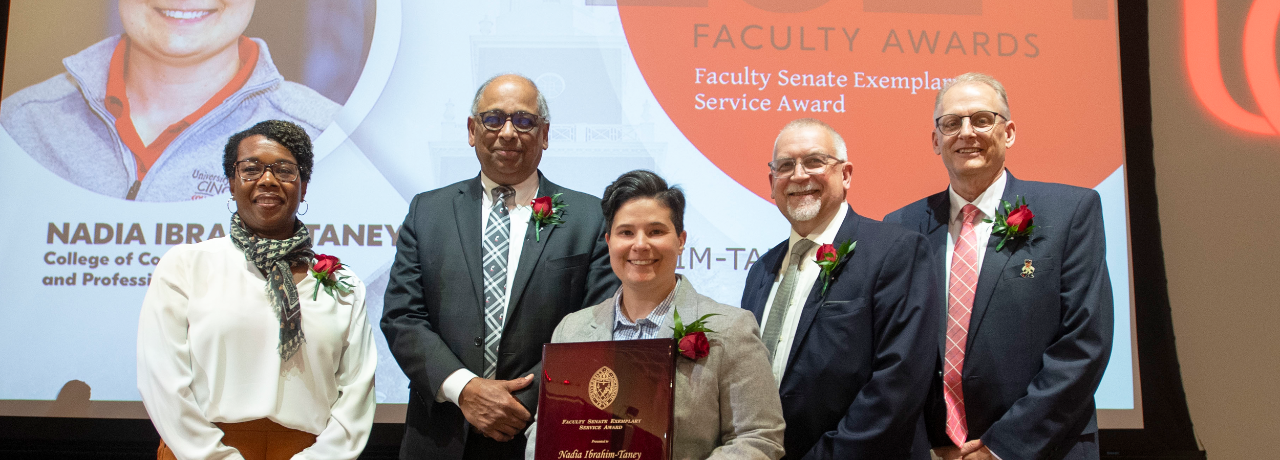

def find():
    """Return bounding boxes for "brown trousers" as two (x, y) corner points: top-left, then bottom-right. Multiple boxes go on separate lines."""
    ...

(157, 419), (317, 460)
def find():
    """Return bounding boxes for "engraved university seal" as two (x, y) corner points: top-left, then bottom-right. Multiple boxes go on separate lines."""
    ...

(588, 366), (619, 410)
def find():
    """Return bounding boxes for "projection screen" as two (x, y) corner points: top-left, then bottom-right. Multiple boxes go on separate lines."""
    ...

(0, 0), (1141, 428)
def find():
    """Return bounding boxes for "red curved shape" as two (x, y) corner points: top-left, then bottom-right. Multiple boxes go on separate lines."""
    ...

(1243, 0), (1280, 133)
(1183, 0), (1274, 134)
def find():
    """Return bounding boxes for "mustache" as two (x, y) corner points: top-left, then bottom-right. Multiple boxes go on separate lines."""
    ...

(785, 183), (819, 195)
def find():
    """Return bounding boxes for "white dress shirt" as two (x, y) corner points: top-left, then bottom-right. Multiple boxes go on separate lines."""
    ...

(945, 170), (1009, 294)
(758, 204), (849, 384)
(437, 172), (540, 405)
(136, 237), (376, 460)
(944, 170), (1008, 460)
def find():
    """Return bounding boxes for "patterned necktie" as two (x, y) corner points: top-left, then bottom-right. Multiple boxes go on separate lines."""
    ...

(482, 185), (515, 380)
(761, 238), (817, 361)
(945, 204), (981, 447)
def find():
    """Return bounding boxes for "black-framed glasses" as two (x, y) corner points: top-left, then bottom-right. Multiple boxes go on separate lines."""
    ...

(768, 154), (844, 177)
(474, 110), (543, 133)
(935, 111), (1007, 136)
(234, 160), (300, 182)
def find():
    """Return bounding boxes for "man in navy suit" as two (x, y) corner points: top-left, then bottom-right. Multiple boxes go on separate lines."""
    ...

(741, 118), (940, 459)
(885, 72), (1113, 460)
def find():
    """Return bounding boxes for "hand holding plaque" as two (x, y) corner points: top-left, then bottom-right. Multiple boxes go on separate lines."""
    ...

(535, 339), (675, 460)
(460, 375), (534, 441)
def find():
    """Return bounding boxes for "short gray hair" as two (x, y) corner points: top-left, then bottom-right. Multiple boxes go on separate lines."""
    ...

(471, 74), (551, 121)
(773, 118), (847, 160)
(934, 72), (1011, 119)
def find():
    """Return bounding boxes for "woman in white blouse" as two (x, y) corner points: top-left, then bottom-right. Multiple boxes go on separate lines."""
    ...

(137, 120), (376, 460)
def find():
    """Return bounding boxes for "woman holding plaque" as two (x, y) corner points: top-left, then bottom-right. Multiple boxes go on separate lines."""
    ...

(137, 120), (376, 460)
(526, 170), (785, 459)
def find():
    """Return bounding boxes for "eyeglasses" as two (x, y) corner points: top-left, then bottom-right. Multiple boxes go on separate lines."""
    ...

(235, 160), (300, 182)
(768, 154), (844, 177)
(934, 111), (1007, 136)
(474, 110), (543, 133)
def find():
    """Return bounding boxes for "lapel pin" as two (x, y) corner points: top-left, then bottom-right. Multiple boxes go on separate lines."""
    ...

(1021, 259), (1035, 278)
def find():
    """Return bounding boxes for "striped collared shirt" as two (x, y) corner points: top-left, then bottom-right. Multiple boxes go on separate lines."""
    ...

(611, 277), (682, 341)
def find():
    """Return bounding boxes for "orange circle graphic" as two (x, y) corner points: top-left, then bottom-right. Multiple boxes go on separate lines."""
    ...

(619, 0), (1125, 217)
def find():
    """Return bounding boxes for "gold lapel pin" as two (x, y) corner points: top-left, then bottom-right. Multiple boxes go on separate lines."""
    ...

(1021, 259), (1035, 278)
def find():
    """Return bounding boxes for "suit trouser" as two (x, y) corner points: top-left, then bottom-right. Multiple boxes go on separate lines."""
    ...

(462, 430), (526, 460)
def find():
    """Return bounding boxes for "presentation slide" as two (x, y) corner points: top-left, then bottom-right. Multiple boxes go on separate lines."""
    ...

(0, 0), (1138, 426)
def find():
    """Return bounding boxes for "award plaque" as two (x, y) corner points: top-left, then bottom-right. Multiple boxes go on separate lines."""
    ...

(535, 338), (675, 460)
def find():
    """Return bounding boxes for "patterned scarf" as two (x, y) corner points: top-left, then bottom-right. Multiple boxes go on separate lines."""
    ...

(229, 213), (314, 361)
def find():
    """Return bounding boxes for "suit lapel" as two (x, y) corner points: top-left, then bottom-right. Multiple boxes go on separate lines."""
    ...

(924, 192), (951, 355)
(665, 278), (699, 422)
(581, 299), (616, 342)
(507, 173), (558, 319)
(744, 240), (787, 322)
(967, 174), (1021, 345)
(785, 207), (859, 369)
(453, 178), (486, 310)
(660, 277), (700, 334)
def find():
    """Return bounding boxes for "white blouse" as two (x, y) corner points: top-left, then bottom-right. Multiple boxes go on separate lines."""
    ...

(137, 237), (376, 460)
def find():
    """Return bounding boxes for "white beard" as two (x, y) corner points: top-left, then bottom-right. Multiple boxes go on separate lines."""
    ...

(784, 184), (822, 222)
(787, 197), (821, 222)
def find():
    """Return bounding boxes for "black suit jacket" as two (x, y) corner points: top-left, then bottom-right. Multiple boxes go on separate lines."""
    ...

(381, 172), (618, 460)
(741, 206), (940, 460)
(884, 172), (1114, 460)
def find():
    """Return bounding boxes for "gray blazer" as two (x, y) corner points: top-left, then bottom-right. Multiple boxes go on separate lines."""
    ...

(526, 277), (785, 460)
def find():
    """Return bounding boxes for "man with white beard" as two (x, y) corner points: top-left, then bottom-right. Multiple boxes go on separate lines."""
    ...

(741, 118), (940, 459)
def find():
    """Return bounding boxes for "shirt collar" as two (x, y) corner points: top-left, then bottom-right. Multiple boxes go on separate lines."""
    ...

(612, 275), (682, 330)
(789, 203), (848, 248)
(948, 169), (1008, 223)
(106, 36), (259, 181)
(480, 171), (540, 206)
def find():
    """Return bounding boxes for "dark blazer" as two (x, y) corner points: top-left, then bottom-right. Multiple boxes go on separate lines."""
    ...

(381, 172), (619, 460)
(741, 206), (940, 460)
(884, 172), (1114, 460)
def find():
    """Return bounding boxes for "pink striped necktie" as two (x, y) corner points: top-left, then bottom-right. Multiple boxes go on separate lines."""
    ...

(945, 204), (981, 447)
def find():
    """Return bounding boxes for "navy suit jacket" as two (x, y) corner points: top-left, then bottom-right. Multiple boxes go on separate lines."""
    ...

(741, 206), (940, 460)
(381, 172), (619, 460)
(884, 172), (1113, 460)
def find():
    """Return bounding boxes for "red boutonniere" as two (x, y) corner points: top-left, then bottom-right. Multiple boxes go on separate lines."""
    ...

(530, 193), (567, 242)
(671, 307), (719, 360)
(310, 254), (354, 300)
(816, 240), (856, 296)
(983, 196), (1036, 251)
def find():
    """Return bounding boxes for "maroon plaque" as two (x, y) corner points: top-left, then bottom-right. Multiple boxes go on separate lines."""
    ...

(535, 338), (675, 460)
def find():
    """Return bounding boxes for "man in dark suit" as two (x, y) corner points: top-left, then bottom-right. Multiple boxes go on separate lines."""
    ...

(741, 118), (939, 459)
(381, 74), (618, 460)
(884, 72), (1113, 460)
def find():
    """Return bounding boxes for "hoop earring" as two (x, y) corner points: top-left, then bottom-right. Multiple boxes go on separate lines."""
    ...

(226, 197), (236, 214)
(297, 200), (309, 216)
